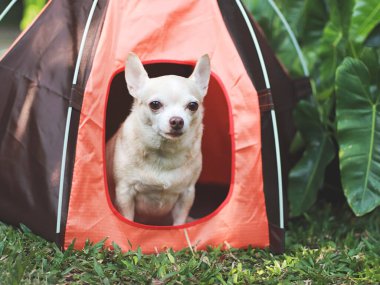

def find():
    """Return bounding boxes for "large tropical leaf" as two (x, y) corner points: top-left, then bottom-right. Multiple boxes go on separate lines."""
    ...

(288, 101), (336, 217)
(299, 0), (328, 45)
(350, 0), (380, 44)
(315, 0), (355, 98)
(359, 48), (380, 85)
(277, 0), (328, 75)
(318, 20), (347, 88)
(336, 57), (380, 216)
(279, 0), (328, 45)
(319, 0), (354, 79)
(325, 0), (355, 38)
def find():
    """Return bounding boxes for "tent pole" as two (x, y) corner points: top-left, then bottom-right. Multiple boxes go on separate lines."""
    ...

(234, 0), (284, 230)
(0, 0), (18, 22)
(56, 0), (99, 234)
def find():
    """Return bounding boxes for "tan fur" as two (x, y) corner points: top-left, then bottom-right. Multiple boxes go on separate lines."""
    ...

(106, 53), (210, 225)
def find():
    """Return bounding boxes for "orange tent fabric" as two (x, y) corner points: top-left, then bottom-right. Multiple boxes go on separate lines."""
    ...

(64, 0), (268, 253)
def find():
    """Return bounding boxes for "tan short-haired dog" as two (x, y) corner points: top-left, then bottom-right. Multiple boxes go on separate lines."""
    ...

(106, 53), (210, 225)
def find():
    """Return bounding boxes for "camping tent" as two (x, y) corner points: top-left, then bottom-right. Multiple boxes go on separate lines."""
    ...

(0, 0), (310, 253)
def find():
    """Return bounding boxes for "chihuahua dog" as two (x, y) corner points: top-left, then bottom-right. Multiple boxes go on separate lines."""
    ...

(106, 53), (210, 226)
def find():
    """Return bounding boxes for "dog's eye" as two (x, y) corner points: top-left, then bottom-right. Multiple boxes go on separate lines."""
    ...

(187, 102), (199, 112)
(149, 101), (162, 111)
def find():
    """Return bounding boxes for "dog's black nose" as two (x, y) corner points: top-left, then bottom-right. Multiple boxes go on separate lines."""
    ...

(169, 117), (184, 130)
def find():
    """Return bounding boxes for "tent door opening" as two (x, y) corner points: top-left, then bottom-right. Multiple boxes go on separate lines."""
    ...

(104, 62), (233, 225)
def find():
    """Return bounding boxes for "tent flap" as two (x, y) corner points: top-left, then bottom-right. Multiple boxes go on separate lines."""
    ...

(0, 0), (107, 243)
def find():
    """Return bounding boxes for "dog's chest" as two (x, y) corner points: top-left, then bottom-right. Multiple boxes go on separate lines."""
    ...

(133, 153), (196, 193)
(143, 148), (189, 170)
(134, 182), (178, 211)
(133, 151), (198, 210)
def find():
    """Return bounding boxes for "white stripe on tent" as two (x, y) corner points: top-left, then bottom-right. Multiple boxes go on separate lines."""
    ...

(267, 0), (309, 77)
(56, 0), (99, 234)
(0, 0), (18, 22)
(72, 0), (99, 85)
(234, 0), (285, 229)
(57, 106), (72, 233)
(270, 110), (284, 229)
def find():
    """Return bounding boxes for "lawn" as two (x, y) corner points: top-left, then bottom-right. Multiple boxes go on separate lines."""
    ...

(0, 202), (379, 284)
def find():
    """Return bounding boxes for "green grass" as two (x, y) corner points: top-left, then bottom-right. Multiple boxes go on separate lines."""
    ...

(0, 203), (379, 284)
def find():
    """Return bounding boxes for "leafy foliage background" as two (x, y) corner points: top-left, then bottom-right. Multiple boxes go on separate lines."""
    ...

(244, 0), (380, 216)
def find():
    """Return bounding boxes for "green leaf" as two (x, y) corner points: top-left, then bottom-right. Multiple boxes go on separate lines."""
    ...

(19, 224), (31, 234)
(281, 0), (328, 45)
(167, 252), (175, 264)
(316, 0), (355, 95)
(318, 20), (346, 84)
(276, 0), (306, 32)
(289, 131), (305, 154)
(288, 101), (336, 217)
(301, 0), (329, 45)
(350, 0), (380, 44)
(336, 57), (380, 216)
(359, 48), (380, 85)
(93, 260), (104, 277)
(325, 0), (355, 38)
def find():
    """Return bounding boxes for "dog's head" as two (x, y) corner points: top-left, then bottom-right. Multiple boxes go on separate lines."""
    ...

(125, 53), (211, 140)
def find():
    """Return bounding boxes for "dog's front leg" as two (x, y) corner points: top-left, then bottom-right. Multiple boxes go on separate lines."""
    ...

(172, 186), (195, 226)
(115, 184), (135, 221)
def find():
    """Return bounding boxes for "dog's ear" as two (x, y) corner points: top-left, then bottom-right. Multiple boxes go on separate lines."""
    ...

(125, 53), (149, 98)
(190, 54), (211, 97)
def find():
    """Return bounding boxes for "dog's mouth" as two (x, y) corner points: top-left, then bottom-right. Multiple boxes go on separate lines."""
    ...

(163, 131), (183, 139)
